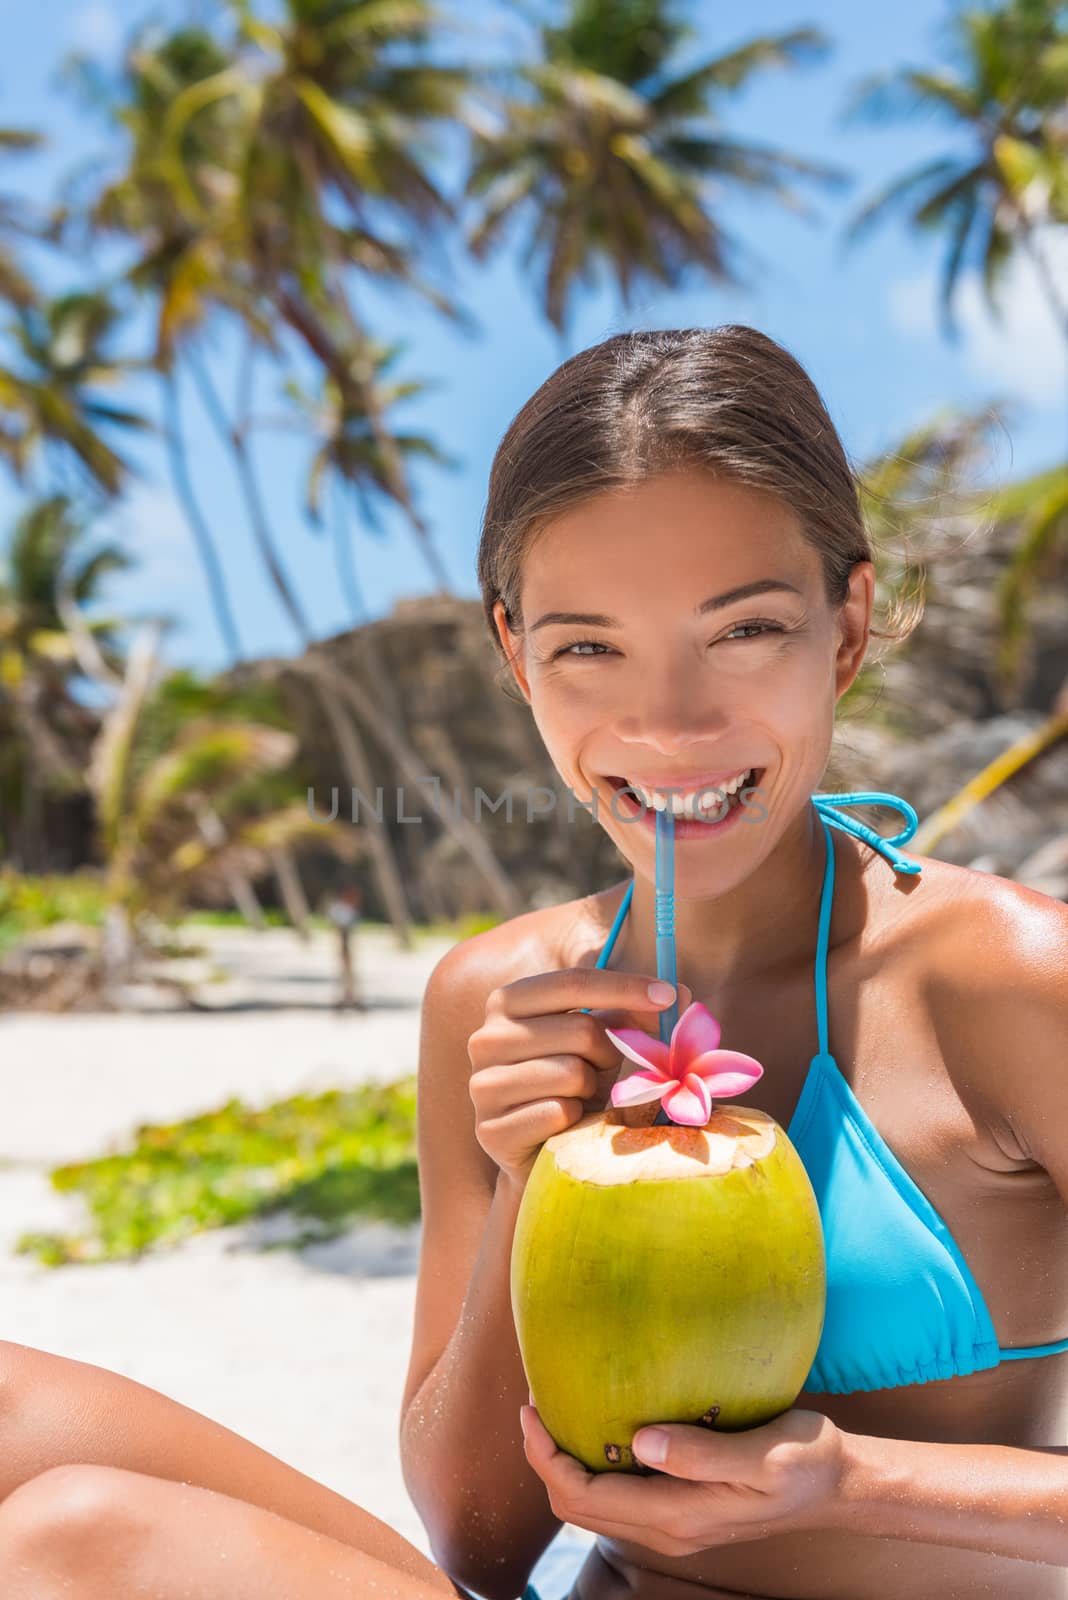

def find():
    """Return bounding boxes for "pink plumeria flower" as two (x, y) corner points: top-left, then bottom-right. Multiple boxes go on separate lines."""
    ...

(606, 1001), (764, 1126)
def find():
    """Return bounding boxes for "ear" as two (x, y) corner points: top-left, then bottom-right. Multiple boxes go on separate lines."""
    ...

(833, 561), (873, 702)
(492, 598), (532, 704)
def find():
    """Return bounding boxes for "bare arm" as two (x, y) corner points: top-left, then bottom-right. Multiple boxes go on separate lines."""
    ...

(401, 1170), (563, 1599)
(398, 938), (563, 1600)
(836, 1432), (1068, 1566)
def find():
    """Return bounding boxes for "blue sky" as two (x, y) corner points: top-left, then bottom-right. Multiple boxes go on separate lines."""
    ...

(0, 0), (1064, 675)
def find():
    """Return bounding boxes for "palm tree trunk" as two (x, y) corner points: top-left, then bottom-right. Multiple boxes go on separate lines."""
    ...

(186, 348), (419, 943)
(160, 373), (243, 663)
(310, 668), (415, 948)
(187, 351), (313, 641)
(332, 486), (366, 622)
(298, 651), (524, 920)
(271, 843), (311, 938)
(195, 804), (266, 929)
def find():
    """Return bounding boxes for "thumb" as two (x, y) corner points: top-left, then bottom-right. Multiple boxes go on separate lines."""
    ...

(632, 1421), (727, 1477)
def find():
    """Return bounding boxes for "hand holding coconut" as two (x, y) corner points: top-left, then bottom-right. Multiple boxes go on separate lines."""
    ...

(509, 998), (827, 1480)
(468, 967), (693, 1190)
(517, 1394), (847, 1554)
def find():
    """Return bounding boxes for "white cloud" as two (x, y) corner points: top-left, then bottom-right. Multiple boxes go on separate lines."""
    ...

(70, 1), (121, 56)
(887, 226), (1068, 408)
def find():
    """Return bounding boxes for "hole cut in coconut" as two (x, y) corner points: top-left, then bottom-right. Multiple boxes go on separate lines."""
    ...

(545, 1100), (777, 1185)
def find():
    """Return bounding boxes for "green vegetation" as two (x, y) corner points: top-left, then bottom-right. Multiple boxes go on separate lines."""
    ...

(182, 907), (297, 929)
(18, 1078), (420, 1266)
(0, 866), (500, 952)
(0, 868), (106, 953)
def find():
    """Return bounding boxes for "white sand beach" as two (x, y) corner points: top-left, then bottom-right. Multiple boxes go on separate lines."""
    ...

(0, 924), (595, 1596)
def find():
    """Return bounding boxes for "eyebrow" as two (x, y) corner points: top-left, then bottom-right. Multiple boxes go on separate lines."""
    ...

(529, 578), (804, 632)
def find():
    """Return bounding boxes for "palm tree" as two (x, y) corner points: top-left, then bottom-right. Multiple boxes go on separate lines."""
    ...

(88, 634), (361, 1001)
(836, 410), (1068, 860)
(282, 337), (458, 608)
(0, 126), (46, 312)
(80, 24), (252, 660)
(0, 495), (130, 867)
(838, 0), (1068, 851)
(463, 0), (848, 333)
(840, 0), (1068, 346)
(83, 14), (523, 934)
(0, 291), (149, 502)
(158, 0), (473, 592)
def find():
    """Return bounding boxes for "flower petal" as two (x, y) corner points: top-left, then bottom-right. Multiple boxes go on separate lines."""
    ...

(688, 1049), (764, 1097)
(610, 1071), (670, 1108)
(604, 1027), (671, 1077)
(670, 1002), (721, 1072)
(662, 1074), (713, 1125)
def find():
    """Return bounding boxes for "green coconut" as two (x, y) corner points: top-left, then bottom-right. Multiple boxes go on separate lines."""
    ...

(510, 1097), (825, 1474)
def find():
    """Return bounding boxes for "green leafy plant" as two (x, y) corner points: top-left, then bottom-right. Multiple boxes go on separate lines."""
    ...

(0, 867), (107, 953)
(18, 1077), (419, 1266)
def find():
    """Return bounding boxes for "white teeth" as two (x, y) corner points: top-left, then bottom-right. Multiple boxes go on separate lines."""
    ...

(622, 769), (753, 819)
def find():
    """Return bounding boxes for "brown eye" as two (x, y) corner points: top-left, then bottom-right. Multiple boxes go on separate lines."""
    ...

(551, 638), (612, 659)
(724, 621), (783, 641)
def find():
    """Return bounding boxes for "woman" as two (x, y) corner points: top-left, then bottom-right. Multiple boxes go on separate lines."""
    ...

(1, 324), (1066, 1600)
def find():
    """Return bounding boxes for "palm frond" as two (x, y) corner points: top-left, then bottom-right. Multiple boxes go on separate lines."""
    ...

(649, 27), (831, 115)
(132, 719), (297, 836)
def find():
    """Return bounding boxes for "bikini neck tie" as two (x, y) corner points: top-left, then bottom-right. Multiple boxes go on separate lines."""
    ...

(810, 790), (923, 876)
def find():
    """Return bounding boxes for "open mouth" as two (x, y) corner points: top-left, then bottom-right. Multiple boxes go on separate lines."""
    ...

(605, 768), (764, 821)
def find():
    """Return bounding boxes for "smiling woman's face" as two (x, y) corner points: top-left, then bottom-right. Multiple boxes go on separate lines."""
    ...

(493, 468), (873, 878)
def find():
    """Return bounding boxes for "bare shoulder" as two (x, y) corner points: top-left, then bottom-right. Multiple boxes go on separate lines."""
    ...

(424, 883), (627, 1023)
(906, 856), (1068, 996)
(903, 858), (1068, 1164)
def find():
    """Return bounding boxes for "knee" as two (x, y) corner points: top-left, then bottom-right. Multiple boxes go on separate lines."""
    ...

(0, 1464), (148, 1580)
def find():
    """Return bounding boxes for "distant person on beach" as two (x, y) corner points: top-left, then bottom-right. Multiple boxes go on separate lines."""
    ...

(324, 884), (365, 1011)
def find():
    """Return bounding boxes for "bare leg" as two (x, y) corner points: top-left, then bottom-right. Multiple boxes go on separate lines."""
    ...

(0, 1463), (476, 1598)
(0, 1340), (448, 1581)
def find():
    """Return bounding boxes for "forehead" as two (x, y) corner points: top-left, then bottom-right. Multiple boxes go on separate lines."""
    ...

(522, 471), (815, 598)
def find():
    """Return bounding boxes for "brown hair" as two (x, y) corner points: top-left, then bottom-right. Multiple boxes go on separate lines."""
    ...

(477, 324), (923, 703)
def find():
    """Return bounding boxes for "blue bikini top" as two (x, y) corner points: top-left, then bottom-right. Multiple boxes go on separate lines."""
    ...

(591, 789), (1068, 1396)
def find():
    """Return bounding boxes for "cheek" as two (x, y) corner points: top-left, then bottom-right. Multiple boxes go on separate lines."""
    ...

(528, 675), (606, 734)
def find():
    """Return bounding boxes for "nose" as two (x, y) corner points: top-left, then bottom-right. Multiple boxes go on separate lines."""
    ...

(615, 661), (733, 757)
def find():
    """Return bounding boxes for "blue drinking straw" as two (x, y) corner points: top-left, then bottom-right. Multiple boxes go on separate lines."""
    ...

(652, 806), (678, 1126)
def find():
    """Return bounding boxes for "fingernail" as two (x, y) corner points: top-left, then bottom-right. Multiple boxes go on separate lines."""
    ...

(647, 981), (675, 1003)
(633, 1428), (668, 1464)
(519, 1406), (530, 1437)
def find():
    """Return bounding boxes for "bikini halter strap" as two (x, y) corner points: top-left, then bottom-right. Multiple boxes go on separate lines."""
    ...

(812, 790), (923, 1060)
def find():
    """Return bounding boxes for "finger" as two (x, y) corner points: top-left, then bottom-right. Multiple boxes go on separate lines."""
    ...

(520, 1405), (715, 1529)
(473, 1010), (628, 1073)
(630, 1420), (770, 1484)
(587, 979), (694, 1034)
(470, 1054), (602, 1122)
(489, 969), (680, 1023)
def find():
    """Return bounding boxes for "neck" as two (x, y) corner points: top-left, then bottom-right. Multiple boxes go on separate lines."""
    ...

(614, 800), (866, 995)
